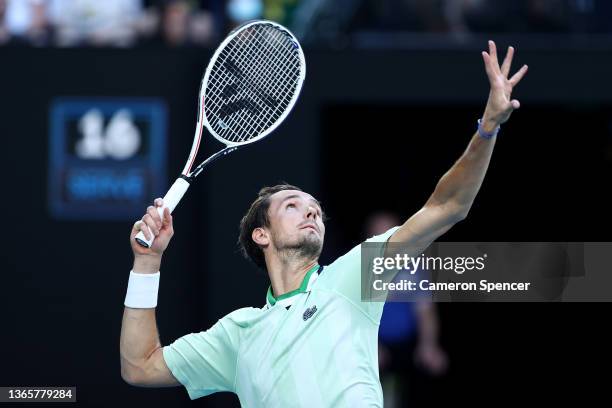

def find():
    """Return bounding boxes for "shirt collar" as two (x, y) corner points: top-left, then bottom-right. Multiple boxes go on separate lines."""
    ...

(265, 264), (321, 309)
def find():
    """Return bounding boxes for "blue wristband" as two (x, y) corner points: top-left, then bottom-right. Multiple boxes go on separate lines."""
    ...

(477, 119), (500, 139)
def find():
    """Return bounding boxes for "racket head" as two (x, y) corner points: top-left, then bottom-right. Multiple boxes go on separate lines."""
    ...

(199, 20), (306, 147)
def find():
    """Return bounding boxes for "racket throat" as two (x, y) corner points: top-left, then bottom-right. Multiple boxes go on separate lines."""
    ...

(188, 145), (240, 179)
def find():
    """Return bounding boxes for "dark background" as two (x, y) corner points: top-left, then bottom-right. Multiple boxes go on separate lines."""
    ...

(1, 44), (611, 407)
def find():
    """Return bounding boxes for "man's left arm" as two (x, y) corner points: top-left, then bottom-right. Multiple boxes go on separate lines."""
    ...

(389, 41), (528, 253)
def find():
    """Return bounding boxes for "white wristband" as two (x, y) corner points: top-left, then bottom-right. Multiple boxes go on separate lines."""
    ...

(124, 271), (160, 308)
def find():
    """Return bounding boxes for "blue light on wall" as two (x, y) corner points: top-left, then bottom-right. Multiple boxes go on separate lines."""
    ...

(48, 98), (167, 220)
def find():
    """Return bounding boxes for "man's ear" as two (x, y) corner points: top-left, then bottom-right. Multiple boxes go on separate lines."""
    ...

(252, 227), (269, 247)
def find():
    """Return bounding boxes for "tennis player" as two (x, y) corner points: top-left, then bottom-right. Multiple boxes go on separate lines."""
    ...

(120, 41), (527, 406)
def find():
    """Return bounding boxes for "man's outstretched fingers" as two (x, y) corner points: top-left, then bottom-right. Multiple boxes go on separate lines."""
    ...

(488, 41), (500, 72)
(501, 46), (514, 77)
(482, 52), (497, 84)
(510, 65), (529, 86)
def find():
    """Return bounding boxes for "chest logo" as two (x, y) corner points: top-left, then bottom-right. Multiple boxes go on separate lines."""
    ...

(303, 305), (318, 321)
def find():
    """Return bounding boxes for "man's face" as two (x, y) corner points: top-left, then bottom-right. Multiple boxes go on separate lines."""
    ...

(263, 190), (325, 258)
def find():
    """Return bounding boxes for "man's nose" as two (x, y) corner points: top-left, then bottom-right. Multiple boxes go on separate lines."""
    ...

(306, 206), (316, 219)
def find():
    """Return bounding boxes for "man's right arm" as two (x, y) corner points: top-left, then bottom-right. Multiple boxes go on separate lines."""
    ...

(120, 198), (180, 387)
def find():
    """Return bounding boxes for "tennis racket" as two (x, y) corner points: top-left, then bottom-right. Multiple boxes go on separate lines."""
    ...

(135, 20), (306, 248)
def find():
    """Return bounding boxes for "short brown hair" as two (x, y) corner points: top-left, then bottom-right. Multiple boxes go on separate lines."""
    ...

(238, 184), (303, 269)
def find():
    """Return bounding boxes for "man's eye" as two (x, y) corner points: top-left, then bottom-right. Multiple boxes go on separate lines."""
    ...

(287, 203), (296, 208)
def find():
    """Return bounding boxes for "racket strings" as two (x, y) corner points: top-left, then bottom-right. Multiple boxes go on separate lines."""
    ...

(208, 28), (295, 141)
(204, 23), (302, 144)
(214, 35), (272, 141)
(218, 31), (298, 142)
(241, 30), (300, 135)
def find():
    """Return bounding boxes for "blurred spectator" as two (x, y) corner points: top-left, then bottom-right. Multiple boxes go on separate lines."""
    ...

(137, 0), (218, 47)
(162, 0), (190, 45)
(366, 212), (448, 408)
(190, 8), (215, 46)
(0, 0), (216, 47)
(4, 0), (54, 46)
(51, 0), (144, 47)
(2, 0), (611, 47)
(133, 5), (161, 41)
(226, 0), (263, 27)
(144, 0), (215, 47)
(26, 0), (53, 45)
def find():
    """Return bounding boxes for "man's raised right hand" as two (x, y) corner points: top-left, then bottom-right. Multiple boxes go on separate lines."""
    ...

(130, 198), (175, 268)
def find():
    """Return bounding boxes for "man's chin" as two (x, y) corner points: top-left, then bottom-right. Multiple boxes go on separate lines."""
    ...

(303, 231), (322, 244)
(275, 232), (323, 257)
(296, 235), (323, 257)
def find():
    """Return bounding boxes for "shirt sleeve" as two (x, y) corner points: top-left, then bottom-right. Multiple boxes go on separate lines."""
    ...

(322, 226), (400, 324)
(162, 312), (242, 399)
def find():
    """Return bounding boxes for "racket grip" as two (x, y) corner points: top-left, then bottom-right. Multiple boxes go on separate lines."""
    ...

(135, 177), (190, 248)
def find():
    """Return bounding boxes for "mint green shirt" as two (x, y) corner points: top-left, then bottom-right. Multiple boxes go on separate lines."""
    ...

(162, 226), (399, 407)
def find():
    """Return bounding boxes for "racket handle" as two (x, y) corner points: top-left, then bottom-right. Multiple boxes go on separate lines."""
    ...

(135, 177), (190, 248)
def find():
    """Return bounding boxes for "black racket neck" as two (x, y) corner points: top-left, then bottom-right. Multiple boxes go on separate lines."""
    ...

(189, 145), (240, 180)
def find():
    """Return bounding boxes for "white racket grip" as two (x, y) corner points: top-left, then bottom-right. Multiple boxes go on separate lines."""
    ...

(134, 177), (190, 248)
